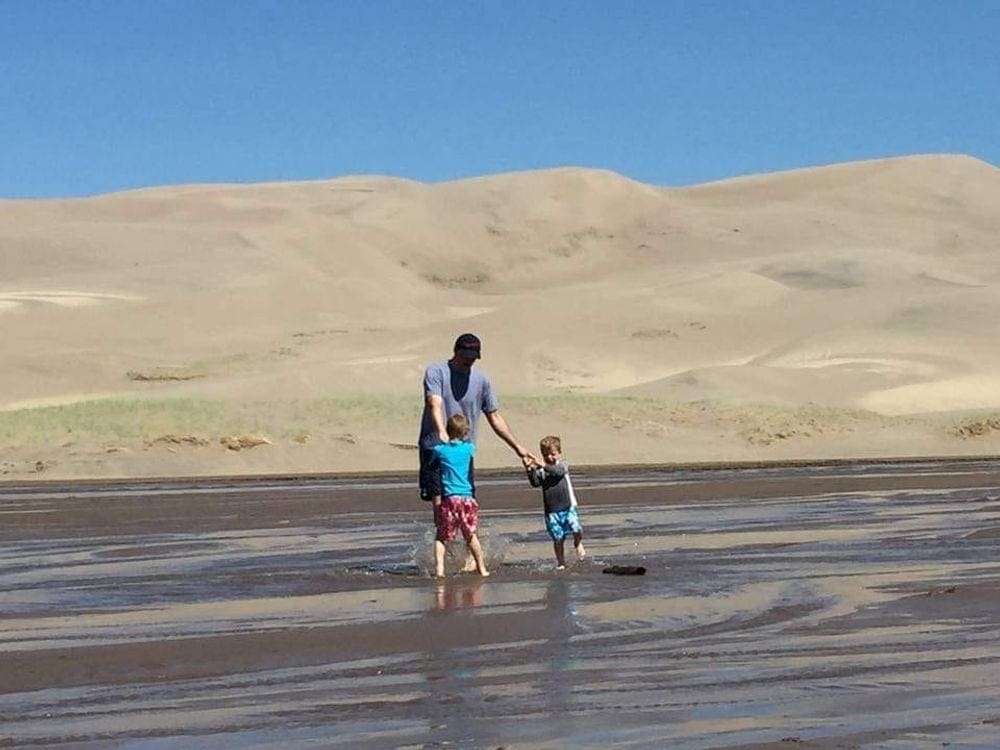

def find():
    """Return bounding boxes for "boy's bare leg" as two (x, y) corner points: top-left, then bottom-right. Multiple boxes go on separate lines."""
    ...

(434, 539), (447, 578)
(553, 539), (566, 569)
(467, 534), (490, 577)
(460, 500), (478, 571)
(432, 498), (446, 577)
(574, 532), (586, 559)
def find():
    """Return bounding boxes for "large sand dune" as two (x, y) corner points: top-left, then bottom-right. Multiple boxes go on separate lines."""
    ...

(2, 154), (1000, 478)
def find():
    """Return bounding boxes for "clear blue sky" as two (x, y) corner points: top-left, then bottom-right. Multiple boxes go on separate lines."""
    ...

(2, 1), (998, 198)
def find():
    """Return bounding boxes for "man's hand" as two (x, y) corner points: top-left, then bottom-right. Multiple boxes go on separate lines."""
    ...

(515, 446), (537, 463)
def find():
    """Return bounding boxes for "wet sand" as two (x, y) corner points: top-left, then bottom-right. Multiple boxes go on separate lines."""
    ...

(2, 462), (1000, 748)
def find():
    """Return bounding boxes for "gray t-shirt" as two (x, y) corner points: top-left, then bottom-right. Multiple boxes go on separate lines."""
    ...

(419, 360), (499, 449)
(527, 460), (579, 514)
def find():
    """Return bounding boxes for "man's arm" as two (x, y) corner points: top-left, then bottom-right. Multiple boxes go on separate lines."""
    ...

(426, 393), (449, 444)
(484, 409), (535, 464)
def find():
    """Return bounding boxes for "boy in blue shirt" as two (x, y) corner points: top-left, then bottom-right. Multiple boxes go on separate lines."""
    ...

(431, 413), (490, 578)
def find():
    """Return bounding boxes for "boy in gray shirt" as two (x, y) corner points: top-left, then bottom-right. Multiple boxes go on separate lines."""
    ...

(526, 435), (586, 570)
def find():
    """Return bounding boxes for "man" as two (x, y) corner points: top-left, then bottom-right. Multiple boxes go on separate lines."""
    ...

(419, 333), (534, 503)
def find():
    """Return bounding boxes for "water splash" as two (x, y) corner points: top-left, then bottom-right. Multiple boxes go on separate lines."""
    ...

(402, 523), (516, 577)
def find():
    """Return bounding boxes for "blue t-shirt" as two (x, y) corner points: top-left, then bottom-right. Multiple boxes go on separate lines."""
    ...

(432, 440), (475, 497)
(419, 360), (499, 449)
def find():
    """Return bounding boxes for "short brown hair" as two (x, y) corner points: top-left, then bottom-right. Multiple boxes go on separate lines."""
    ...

(446, 413), (470, 440)
(539, 435), (561, 453)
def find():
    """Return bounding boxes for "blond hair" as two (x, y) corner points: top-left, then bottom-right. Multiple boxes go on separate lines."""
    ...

(446, 413), (470, 440)
(539, 435), (561, 453)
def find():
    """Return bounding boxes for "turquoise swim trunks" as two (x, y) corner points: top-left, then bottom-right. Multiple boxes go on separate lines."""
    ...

(545, 507), (582, 542)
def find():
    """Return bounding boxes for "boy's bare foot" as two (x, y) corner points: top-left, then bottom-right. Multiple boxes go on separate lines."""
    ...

(555, 564), (566, 571)
(576, 543), (587, 559)
(461, 555), (478, 573)
(434, 569), (445, 578)
(479, 570), (491, 578)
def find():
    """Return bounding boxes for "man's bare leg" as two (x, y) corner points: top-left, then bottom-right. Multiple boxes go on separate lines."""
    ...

(574, 532), (586, 559)
(460, 552), (478, 572)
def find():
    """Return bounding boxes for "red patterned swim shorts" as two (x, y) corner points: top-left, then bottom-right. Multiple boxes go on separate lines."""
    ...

(435, 496), (479, 542)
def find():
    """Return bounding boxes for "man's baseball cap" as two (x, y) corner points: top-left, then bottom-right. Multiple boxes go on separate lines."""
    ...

(453, 333), (482, 359)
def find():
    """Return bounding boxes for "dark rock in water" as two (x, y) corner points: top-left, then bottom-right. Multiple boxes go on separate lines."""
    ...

(602, 565), (646, 575)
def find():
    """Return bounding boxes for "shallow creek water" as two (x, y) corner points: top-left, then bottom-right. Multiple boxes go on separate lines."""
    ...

(1, 463), (999, 748)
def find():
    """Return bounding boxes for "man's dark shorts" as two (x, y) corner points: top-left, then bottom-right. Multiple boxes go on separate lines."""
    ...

(419, 447), (442, 501)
